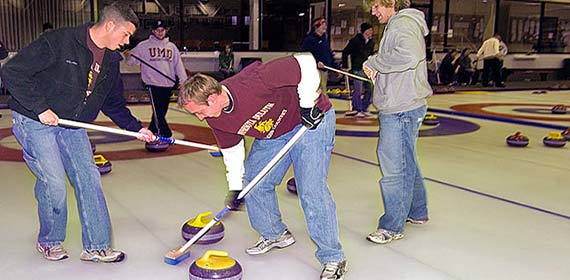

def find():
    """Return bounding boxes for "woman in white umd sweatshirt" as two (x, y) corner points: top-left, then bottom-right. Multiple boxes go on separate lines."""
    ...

(125, 20), (187, 138)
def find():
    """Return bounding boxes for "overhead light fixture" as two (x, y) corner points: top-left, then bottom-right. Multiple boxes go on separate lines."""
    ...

(299, 12), (305, 17)
(338, 3), (346, 7)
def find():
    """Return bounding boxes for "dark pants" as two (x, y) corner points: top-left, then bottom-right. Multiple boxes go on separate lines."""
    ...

(458, 68), (475, 85)
(220, 68), (234, 79)
(482, 58), (502, 86)
(147, 85), (174, 138)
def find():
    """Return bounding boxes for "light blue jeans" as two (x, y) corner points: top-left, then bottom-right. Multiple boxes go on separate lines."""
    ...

(351, 69), (372, 112)
(376, 105), (428, 234)
(244, 110), (344, 264)
(12, 112), (113, 250)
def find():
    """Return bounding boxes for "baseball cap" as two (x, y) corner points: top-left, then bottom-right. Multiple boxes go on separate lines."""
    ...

(152, 20), (168, 30)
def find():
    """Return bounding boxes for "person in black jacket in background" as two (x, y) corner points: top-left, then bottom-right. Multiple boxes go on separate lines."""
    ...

(342, 23), (375, 117)
(0, 40), (7, 92)
(301, 17), (340, 94)
(456, 48), (475, 85)
(0, 40), (7, 59)
(439, 49), (459, 85)
(0, 2), (153, 263)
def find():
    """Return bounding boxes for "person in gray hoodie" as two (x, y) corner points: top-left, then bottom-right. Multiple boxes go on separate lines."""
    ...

(362, 0), (432, 245)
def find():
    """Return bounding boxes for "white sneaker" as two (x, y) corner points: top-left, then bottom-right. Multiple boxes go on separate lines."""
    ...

(80, 248), (125, 263)
(320, 260), (348, 280)
(363, 111), (374, 116)
(366, 229), (404, 244)
(37, 243), (69, 261)
(245, 230), (296, 255)
(355, 112), (366, 117)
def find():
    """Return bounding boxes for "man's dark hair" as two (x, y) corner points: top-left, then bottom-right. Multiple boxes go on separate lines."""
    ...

(98, 2), (139, 28)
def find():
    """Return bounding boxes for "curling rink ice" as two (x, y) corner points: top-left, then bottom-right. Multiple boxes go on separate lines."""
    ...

(1, 88), (569, 280)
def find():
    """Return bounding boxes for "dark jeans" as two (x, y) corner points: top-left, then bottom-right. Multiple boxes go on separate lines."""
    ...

(147, 85), (174, 138)
(350, 69), (372, 112)
(482, 58), (503, 86)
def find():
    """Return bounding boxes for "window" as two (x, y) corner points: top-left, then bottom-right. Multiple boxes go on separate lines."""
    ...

(498, 1), (540, 53)
(431, 0), (446, 51)
(448, 0), (496, 52)
(102, 0), (250, 51)
(260, 0), (311, 51)
(543, 2), (570, 53)
(330, 0), (378, 51)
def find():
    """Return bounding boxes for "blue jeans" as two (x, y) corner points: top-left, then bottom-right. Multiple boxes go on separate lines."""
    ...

(11, 112), (113, 250)
(376, 105), (428, 234)
(351, 70), (372, 112)
(244, 110), (344, 264)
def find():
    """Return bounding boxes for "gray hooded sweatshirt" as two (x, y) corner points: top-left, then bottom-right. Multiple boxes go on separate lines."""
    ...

(364, 8), (432, 114)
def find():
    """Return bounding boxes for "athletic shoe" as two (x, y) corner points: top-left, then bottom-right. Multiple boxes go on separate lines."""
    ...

(245, 230), (295, 255)
(37, 243), (69, 261)
(363, 111), (374, 116)
(320, 260), (348, 280)
(406, 217), (428, 224)
(355, 112), (366, 118)
(366, 229), (404, 244)
(80, 248), (125, 263)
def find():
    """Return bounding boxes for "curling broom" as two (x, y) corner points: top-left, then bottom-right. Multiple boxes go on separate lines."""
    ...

(163, 126), (308, 265)
(322, 65), (373, 83)
(58, 119), (219, 151)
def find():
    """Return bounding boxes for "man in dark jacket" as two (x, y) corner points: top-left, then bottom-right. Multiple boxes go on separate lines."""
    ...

(342, 22), (375, 117)
(0, 2), (153, 263)
(0, 40), (7, 59)
(301, 17), (339, 94)
(0, 40), (7, 92)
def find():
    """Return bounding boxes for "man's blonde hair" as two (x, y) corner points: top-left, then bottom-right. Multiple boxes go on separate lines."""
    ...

(178, 73), (222, 107)
(366, 0), (411, 12)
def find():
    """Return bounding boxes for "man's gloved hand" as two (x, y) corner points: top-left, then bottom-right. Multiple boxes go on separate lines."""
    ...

(225, 190), (244, 211)
(300, 106), (324, 130)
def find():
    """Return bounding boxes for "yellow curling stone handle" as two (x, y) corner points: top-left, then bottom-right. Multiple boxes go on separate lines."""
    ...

(196, 250), (236, 270)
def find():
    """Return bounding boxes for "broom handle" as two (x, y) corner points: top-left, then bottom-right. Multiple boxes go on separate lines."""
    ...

(58, 119), (219, 151)
(130, 53), (177, 83)
(323, 65), (373, 83)
(176, 126), (308, 253)
(238, 126), (307, 199)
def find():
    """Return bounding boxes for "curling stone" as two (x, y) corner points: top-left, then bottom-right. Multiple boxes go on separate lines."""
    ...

(562, 128), (570, 141)
(327, 88), (342, 98)
(543, 132), (566, 147)
(551, 104), (567, 114)
(182, 212), (224, 244)
(286, 177), (297, 194)
(506, 132), (529, 147)
(422, 113), (439, 126)
(94, 154), (112, 175)
(189, 250), (242, 280)
(145, 141), (169, 152)
(209, 150), (223, 157)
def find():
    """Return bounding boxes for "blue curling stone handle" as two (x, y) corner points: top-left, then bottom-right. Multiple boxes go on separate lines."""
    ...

(156, 136), (175, 144)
